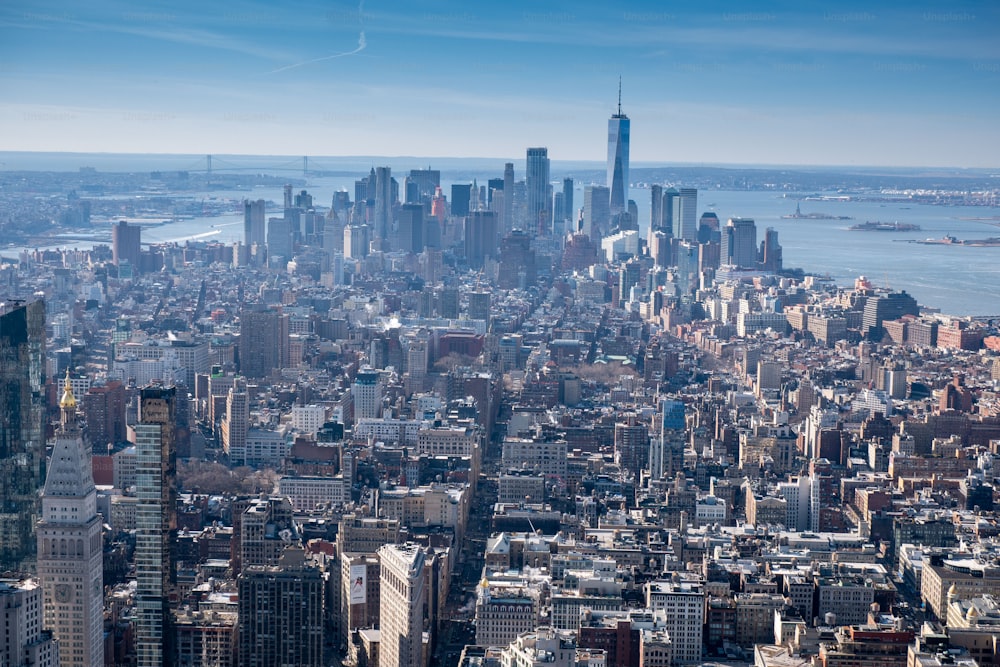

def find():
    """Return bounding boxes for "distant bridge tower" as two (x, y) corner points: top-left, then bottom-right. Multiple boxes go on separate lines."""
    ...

(206, 154), (212, 180)
(303, 156), (308, 176)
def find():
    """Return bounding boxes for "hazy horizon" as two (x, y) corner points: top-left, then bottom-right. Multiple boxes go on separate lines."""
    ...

(2, 1), (999, 167)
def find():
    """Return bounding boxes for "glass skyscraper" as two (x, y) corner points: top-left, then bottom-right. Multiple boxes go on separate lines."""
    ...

(525, 147), (550, 236)
(607, 90), (630, 217)
(0, 299), (46, 573)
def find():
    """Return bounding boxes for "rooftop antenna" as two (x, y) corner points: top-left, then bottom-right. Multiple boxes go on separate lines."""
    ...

(617, 77), (622, 116)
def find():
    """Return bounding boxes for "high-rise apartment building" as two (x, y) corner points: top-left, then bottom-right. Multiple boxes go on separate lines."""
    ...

(238, 548), (324, 667)
(526, 147), (551, 235)
(37, 374), (104, 667)
(0, 579), (59, 667)
(239, 305), (286, 378)
(220, 378), (248, 465)
(607, 87), (630, 217)
(134, 385), (178, 667)
(0, 299), (46, 573)
(82, 380), (126, 451)
(378, 543), (427, 667)
(352, 368), (384, 421)
(243, 199), (266, 249)
(112, 220), (141, 268)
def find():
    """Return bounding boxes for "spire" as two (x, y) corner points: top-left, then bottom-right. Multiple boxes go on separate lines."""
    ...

(60, 368), (76, 410)
(618, 76), (622, 116)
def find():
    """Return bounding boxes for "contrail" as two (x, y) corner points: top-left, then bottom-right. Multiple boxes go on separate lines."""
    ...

(268, 31), (366, 73)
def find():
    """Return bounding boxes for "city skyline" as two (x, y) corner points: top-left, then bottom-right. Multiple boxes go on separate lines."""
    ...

(1, 1), (999, 167)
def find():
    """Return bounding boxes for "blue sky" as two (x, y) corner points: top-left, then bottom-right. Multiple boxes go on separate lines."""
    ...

(1, 0), (998, 166)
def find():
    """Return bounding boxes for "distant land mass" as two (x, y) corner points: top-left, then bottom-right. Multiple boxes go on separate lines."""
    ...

(1, 151), (998, 192)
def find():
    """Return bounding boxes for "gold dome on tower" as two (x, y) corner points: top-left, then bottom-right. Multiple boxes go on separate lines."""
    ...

(59, 369), (76, 410)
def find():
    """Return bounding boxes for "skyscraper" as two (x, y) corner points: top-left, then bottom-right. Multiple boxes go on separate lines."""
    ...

(112, 220), (141, 268)
(238, 548), (324, 667)
(464, 211), (498, 270)
(374, 166), (393, 245)
(397, 203), (425, 254)
(0, 299), (45, 573)
(607, 83), (630, 217)
(563, 178), (574, 228)
(243, 199), (266, 249)
(583, 185), (610, 239)
(352, 368), (384, 421)
(673, 188), (698, 242)
(37, 373), (104, 667)
(239, 305), (282, 379)
(134, 384), (178, 667)
(378, 543), (427, 667)
(451, 183), (472, 218)
(525, 147), (550, 235)
(722, 217), (758, 269)
(0, 579), (59, 667)
(220, 378), (248, 465)
(503, 162), (515, 233)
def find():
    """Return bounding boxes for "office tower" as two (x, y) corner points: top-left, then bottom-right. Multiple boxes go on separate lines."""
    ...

(374, 166), (393, 245)
(487, 177), (504, 207)
(111, 220), (141, 268)
(450, 183), (472, 218)
(283, 184), (293, 209)
(526, 147), (550, 235)
(238, 548), (323, 667)
(722, 217), (758, 268)
(676, 240), (699, 295)
(344, 223), (370, 260)
(83, 380), (126, 451)
(552, 192), (565, 232)
(407, 168), (440, 202)
(220, 378), (248, 464)
(0, 300), (45, 573)
(563, 178), (574, 227)
(862, 292), (919, 341)
(607, 85), (630, 216)
(583, 185), (610, 239)
(239, 305), (283, 379)
(0, 579), (59, 667)
(37, 374), (103, 667)
(760, 227), (782, 272)
(378, 543), (427, 667)
(672, 187), (698, 242)
(650, 398), (685, 480)
(265, 216), (293, 266)
(436, 287), (459, 320)
(397, 203), (425, 254)
(352, 368), (384, 421)
(240, 497), (299, 569)
(650, 184), (663, 237)
(503, 162), (515, 232)
(498, 231), (537, 290)
(467, 291), (490, 322)
(698, 212), (720, 244)
(464, 211), (498, 270)
(134, 385), (178, 667)
(243, 199), (266, 248)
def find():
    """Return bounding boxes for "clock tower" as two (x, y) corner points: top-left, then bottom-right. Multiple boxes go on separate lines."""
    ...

(37, 371), (105, 667)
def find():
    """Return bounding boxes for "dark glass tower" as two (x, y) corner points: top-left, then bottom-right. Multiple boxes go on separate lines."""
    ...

(0, 299), (45, 573)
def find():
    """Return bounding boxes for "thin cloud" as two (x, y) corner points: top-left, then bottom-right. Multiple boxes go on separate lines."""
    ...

(267, 31), (367, 74)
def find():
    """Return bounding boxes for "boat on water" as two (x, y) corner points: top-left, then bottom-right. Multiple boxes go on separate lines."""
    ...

(848, 221), (921, 232)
